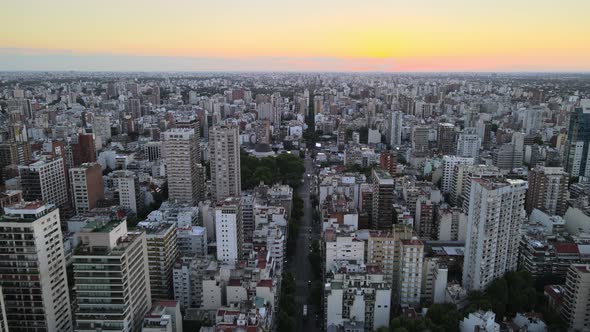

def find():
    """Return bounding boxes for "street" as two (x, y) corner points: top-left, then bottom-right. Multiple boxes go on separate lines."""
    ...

(288, 152), (322, 332)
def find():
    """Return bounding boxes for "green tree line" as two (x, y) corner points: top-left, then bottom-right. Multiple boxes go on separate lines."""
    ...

(240, 150), (305, 190)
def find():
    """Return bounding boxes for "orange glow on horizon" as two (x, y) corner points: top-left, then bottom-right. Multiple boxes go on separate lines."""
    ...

(1, 0), (589, 71)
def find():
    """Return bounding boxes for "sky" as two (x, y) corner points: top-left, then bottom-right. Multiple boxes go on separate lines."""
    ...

(1, 0), (589, 72)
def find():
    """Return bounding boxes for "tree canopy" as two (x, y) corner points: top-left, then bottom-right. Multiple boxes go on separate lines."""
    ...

(240, 150), (305, 190)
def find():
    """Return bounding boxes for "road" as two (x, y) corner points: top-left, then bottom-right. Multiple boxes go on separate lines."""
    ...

(289, 153), (322, 332)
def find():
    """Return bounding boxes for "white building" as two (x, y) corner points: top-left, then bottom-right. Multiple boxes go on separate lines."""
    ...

(215, 197), (243, 265)
(456, 130), (481, 160)
(324, 229), (365, 274)
(73, 219), (151, 332)
(462, 178), (527, 291)
(422, 257), (448, 304)
(18, 157), (69, 207)
(325, 262), (391, 331)
(1, 202), (73, 331)
(172, 257), (210, 309)
(142, 301), (183, 332)
(436, 207), (467, 241)
(460, 311), (500, 332)
(442, 155), (474, 194)
(111, 170), (141, 213)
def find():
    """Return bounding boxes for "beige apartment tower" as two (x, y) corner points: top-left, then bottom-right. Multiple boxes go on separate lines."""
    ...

(162, 129), (202, 205)
(0, 202), (73, 331)
(210, 125), (241, 202)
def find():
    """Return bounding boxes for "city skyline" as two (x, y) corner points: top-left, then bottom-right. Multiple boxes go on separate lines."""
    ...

(2, 0), (590, 72)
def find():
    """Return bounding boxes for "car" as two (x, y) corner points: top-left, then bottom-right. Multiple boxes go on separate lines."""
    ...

(308, 280), (312, 286)
(309, 236), (312, 241)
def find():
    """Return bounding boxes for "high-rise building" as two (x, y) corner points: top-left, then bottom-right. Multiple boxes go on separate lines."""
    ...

(365, 226), (414, 292)
(386, 111), (403, 147)
(415, 198), (435, 239)
(92, 116), (112, 145)
(0, 287), (7, 332)
(456, 129), (481, 161)
(18, 157), (69, 208)
(493, 143), (523, 170)
(177, 225), (207, 258)
(437, 123), (456, 155)
(173, 256), (209, 310)
(367, 231), (397, 284)
(493, 132), (524, 170)
(126, 98), (141, 118)
(144, 141), (162, 161)
(436, 206), (467, 241)
(441, 156), (474, 194)
(462, 178), (527, 291)
(138, 222), (178, 300)
(210, 125), (241, 202)
(69, 162), (104, 214)
(313, 95), (323, 115)
(176, 118), (201, 141)
(412, 126), (430, 157)
(372, 169), (395, 230)
(565, 99), (590, 177)
(561, 264), (590, 331)
(162, 129), (201, 205)
(398, 238), (424, 307)
(379, 151), (397, 176)
(482, 121), (493, 150)
(73, 219), (151, 332)
(526, 166), (569, 216)
(71, 133), (97, 167)
(215, 197), (243, 265)
(111, 170), (142, 213)
(451, 165), (502, 212)
(1, 202), (73, 331)
(0, 141), (31, 183)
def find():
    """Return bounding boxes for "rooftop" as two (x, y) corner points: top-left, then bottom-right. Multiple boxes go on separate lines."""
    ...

(83, 219), (123, 233)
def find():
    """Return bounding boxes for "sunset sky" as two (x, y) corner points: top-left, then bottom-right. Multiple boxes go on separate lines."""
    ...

(1, 0), (589, 72)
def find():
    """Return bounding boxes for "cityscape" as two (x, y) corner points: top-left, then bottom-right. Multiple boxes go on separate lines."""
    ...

(2, 1), (590, 332)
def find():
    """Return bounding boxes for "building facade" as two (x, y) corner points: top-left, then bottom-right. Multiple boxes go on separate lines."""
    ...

(73, 219), (151, 332)
(462, 178), (527, 291)
(210, 125), (241, 202)
(162, 129), (201, 205)
(1, 203), (73, 331)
